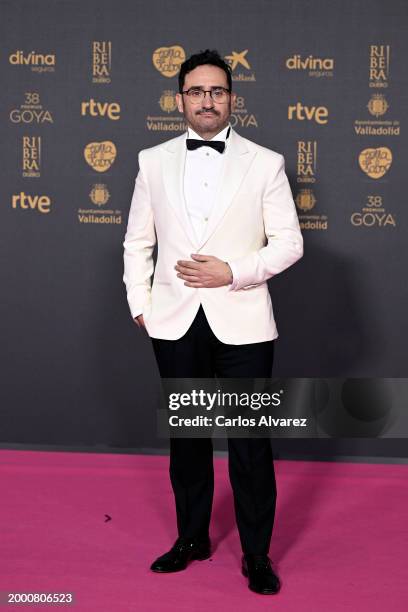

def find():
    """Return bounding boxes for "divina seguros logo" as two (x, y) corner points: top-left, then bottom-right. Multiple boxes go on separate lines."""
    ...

(9, 50), (55, 72)
(285, 54), (334, 78)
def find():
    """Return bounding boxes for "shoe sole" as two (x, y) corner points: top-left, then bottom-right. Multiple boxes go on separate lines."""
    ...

(242, 567), (281, 595)
(150, 550), (212, 573)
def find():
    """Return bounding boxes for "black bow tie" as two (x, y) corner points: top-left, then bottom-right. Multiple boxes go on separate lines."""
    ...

(186, 126), (230, 154)
(186, 139), (225, 153)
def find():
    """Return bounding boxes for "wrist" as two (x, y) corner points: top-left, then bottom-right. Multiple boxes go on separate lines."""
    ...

(225, 262), (233, 285)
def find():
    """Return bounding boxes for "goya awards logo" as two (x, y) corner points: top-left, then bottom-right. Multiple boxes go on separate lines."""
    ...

(297, 141), (317, 184)
(224, 50), (255, 82)
(9, 50), (55, 73)
(145, 90), (186, 132)
(10, 92), (53, 124)
(351, 195), (395, 228)
(22, 136), (41, 177)
(84, 141), (117, 172)
(12, 192), (51, 214)
(285, 54), (334, 78)
(354, 93), (400, 136)
(152, 46), (185, 77)
(77, 183), (121, 224)
(92, 41), (111, 83)
(230, 95), (258, 129)
(358, 147), (392, 179)
(369, 45), (390, 88)
(288, 102), (328, 124)
(81, 98), (121, 120)
(295, 141), (327, 230)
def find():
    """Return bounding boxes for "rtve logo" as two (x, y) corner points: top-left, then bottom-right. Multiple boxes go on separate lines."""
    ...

(288, 102), (329, 124)
(81, 98), (120, 120)
(12, 192), (51, 214)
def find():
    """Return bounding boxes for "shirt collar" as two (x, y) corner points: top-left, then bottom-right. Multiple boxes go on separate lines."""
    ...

(187, 123), (231, 143)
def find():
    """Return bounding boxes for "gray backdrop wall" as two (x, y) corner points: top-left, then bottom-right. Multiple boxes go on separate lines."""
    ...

(1, 0), (407, 459)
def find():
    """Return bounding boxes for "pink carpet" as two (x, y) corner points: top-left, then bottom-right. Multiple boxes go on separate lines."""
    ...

(0, 449), (407, 611)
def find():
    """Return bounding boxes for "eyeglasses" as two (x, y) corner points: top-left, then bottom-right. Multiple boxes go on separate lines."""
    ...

(181, 87), (231, 104)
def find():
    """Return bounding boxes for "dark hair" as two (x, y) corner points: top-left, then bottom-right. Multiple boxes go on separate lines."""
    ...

(178, 49), (232, 93)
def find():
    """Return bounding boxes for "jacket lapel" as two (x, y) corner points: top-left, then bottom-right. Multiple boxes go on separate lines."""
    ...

(160, 128), (257, 250)
(160, 132), (198, 247)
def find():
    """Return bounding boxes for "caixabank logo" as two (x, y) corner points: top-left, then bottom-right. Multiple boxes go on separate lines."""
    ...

(92, 41), (111, 84)
(10, 93), (53, 124)
(285, 53), (334, 78)
(224, 50), (256, 82)
(152, 46), (186, 77)
(9, 49), (55, 73)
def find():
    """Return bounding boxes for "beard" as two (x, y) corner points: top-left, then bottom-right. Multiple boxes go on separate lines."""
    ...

(185, 105), (231, 136)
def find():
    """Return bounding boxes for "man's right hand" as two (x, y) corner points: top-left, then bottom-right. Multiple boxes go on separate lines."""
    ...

(134, 315), (145, 328)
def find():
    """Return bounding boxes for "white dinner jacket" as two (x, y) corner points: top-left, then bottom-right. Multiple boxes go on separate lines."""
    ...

(123, 127), (303, 344)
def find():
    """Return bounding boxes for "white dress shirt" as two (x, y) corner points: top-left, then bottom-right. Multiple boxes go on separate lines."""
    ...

(184, 123), (238, 289)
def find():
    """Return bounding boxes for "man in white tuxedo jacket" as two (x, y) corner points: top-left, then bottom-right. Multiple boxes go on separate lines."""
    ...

(123, 49), (303, 595)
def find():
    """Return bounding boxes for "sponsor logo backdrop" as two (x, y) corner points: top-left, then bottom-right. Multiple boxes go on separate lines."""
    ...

(1, 0), (407, 457)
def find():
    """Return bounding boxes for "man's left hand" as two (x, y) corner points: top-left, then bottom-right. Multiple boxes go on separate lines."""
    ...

(175, 254), (233, 288)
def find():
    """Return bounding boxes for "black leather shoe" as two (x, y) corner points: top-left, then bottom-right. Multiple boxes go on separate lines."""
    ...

(150, 536), (211, 573)
(242, 554), (281, 594)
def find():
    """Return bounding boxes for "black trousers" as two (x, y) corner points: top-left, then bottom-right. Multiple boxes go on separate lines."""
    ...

(151, 304), (276, 555)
